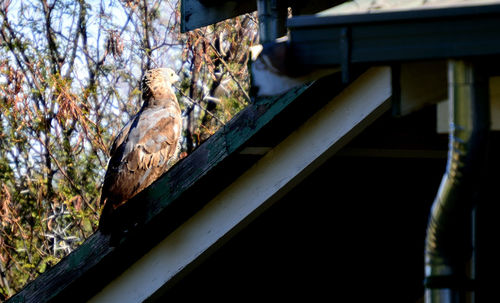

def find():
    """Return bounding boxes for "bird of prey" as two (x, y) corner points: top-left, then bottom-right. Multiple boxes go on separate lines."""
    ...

(99, 68), (182, 231)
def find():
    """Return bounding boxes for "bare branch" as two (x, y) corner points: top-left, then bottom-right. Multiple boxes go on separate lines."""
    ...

(205, 36), (251, 103)
(176, 87), (226, 126)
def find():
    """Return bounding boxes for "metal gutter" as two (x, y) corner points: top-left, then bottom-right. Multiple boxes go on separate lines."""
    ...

(287, 4), (500, 71)
(289, 4), (500, 27)
(424, 60), (490, 302)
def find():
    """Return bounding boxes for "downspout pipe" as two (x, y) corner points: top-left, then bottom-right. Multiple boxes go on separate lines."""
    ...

(425, 60), (490, 302)
(257, 0), (287, 44)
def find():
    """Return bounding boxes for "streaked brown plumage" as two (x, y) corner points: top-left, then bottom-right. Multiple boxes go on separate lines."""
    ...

(99, 68), (181, 231)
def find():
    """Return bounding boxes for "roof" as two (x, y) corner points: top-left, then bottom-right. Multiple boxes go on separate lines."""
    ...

(320, 0), (500, 15)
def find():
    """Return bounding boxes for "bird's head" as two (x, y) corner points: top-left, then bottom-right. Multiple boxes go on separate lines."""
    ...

(142, 68), (180, 103)
(159, 67), (180, 84)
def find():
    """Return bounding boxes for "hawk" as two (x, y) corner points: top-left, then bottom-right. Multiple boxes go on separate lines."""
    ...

(99, 68), (182, 231)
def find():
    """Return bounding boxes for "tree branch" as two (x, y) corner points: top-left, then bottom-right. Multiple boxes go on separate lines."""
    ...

(40, 0), (61, 75)
(176, 87), (226, 126)
(206, 38), (251, 103)
(36, 137), (97, 216)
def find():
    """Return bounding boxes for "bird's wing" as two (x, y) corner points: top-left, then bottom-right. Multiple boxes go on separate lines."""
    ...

(124, 105), (181, 172)
(109, 114), (137, 156)
(100, 104), (181, 206)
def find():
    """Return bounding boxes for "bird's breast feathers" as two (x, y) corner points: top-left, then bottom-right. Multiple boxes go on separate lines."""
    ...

(122, 106), (181, 171)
